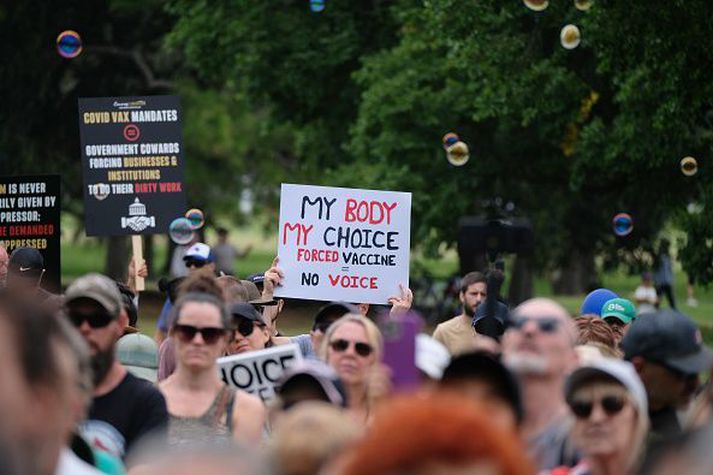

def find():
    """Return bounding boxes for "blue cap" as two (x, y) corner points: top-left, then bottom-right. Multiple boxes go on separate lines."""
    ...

(580, 288), (619, 316)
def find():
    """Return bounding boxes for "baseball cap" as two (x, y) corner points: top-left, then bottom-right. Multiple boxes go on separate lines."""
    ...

(621, 308), (713, 375)
(229, 302), (264, 324)
(183, 243), (214, 263)
(580, 288), (619, 316)
(65, 273), (123, 317)
(8, 247), (44, 277)
(415, 334), (451, 380)
(601, 298), (636, 324)
(117, 333), (159, 383)
(565, 358), (648, 417)
(441, 352), (523, 424)
(277, 360), (347, 408)
(241, 279), (277, 306)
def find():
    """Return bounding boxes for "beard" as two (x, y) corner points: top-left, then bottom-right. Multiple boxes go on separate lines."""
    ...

(504, 352), (549, 376)
(463, 302), (476, 318)
(91, 345), (115, 387)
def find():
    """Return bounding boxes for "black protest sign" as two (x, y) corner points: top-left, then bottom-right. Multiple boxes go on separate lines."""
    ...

(0, 175), (61, 292)
(78, 96), (187, 236)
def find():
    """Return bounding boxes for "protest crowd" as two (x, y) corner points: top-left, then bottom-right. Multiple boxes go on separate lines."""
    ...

(2, 235), (713, 475)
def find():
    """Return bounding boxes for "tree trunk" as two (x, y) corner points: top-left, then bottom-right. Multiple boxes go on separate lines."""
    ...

(105, 236), (129, 280)
(551, 249), (596, 295)
(508, 255), (534, 305)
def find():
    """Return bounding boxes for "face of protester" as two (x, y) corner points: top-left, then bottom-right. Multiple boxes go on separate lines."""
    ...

(569, 382), (637, 460)
(174, 302), (228, 369)
(326, 321), (376, 386)
(632, 357), (699, 411)
(0, 246), (8, 285)
(229, 316), (270, 354)
(502, 298), (577, 377)
(184, 258), (216, 275)
(67, 299), (126, 386)
(603, 318), (628, 344)
(460, 282), (487, 317)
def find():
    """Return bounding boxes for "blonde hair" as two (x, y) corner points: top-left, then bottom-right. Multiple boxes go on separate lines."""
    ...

(319, 313), (383, 361)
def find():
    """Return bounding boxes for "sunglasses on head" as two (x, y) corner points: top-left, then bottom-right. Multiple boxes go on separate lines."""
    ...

(568, 394), (627, 419)
(234, 317), (263, 337)
(329, 339), (373, 357)
(185, 259), (206, 269)
(68, 310), (114, 329)
(509, 315), (560, 333)
(174, 324), (226, 344)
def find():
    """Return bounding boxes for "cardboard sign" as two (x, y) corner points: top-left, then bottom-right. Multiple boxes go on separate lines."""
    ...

(217, 344), (303, 402)
(78, 96), (187, 236)
(0, 175), (61, 292)
(275, 183), (411, 304)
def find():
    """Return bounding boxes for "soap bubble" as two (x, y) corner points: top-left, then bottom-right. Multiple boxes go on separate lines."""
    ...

(446, 141), (470, 166)
(185, 208), (205, 230)
(442, 132), (460, 150)
(612, 213), (633, 237)
(523, 0), (549, 11)
(310, 0), (325, 12)
(169, 218), (194, 245)
(680, 156), (698, 176)
(56, 30), (82, 59)
(560, 24), (581, 49)
(574, 0), (593, 11)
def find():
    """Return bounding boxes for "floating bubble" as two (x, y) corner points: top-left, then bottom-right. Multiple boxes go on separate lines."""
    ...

(687, 202), (704, 215)
(523, 0), (549, 11)
(574, 0), (593, 11)
(169, 218), (194, 245)
(560, 25), (581, 50)
(442, 132), (460, 150)
(185, 208), (205, 230)
(56, 30), (82, 59)
(680, 156), (698, 176)
(612, 213), (633, 237)
(446, 141), (470, 166)
(310, 0), (325, 12)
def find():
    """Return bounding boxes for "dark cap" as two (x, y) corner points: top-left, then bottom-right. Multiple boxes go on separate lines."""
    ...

(277, 360), (347, 408)
(240, 279), (277, 306)
(65, 273), (123, 317)
(8, 247), (44, 277)
(229, 302), (264, 324)
(472, 300), (509, 338)
(621, 309), (713, 375)
(441, 352), (523, 425)
(314, 302), (359, 326)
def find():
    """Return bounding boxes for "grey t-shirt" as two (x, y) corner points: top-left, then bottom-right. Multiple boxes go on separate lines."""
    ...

(528, 416), (580, 471)
(290, 334), (316, 359)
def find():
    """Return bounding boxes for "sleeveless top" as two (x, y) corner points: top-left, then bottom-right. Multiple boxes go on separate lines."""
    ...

(167, 385), (236, 446)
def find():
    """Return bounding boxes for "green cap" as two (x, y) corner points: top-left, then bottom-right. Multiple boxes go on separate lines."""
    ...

(601, 298), (636, 324)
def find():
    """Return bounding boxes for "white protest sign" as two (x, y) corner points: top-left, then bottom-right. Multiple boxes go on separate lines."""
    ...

(275, 183), (411, 304)
(217, 344), (303, 402)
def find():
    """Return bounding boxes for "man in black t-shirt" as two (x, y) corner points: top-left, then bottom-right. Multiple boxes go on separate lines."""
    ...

(65, 273), (168, 459)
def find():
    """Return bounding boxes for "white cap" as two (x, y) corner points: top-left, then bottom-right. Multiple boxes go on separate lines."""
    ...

(416, 334), (451, 380)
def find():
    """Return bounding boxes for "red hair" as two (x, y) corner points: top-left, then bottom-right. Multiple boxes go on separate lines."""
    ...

(341, 391), (534, 475)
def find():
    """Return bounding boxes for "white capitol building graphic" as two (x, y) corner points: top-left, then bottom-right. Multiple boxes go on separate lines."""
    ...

(121, 197), (156, 232)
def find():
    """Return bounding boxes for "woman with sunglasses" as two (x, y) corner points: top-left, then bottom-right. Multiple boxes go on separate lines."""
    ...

(227, 303), (272, 355)
(319, 314), (385, 424)
(550, 359), (649, 475)
(159, 292), (265, 447)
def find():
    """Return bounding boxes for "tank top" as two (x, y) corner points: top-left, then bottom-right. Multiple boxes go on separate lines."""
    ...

(168, 385), (235, 446)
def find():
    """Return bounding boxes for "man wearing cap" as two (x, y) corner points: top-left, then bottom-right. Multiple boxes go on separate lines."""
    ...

(621, 308), (713, 440)
(65, 273), (168, 459)
(5, 247), (58, 303)
(601, 297), (636, 344)
(432, 271), (488, 355)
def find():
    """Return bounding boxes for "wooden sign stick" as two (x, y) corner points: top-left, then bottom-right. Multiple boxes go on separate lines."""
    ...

(131, 235), (145, 292)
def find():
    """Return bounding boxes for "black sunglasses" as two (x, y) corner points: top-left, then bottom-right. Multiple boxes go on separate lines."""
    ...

(185, 259), (206, 269)
(568, 394), (627, 419)
(234, 317), (263, 338)
(329, 339), (373, 357)
(509, 315), (560, 333)
(68, 311), (114, 329)
(174, 324), (226, 344)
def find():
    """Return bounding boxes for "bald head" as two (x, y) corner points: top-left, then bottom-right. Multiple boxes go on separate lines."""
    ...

(512, 298), (576, 344)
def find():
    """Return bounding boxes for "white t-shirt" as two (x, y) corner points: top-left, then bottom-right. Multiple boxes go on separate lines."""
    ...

(54, 448), (103, 475)
(634, 286), (658, 314)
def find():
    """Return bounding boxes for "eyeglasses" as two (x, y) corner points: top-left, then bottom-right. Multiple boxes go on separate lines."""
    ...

(174, 324), (226, 344)
(234, 317), (263, 337)
(68, 311), (114, 329)
(329, 339), (373, 357)
(185, 259), (206, 269)
(568, 394), (627, 419)
(509, 315), (560, 333)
